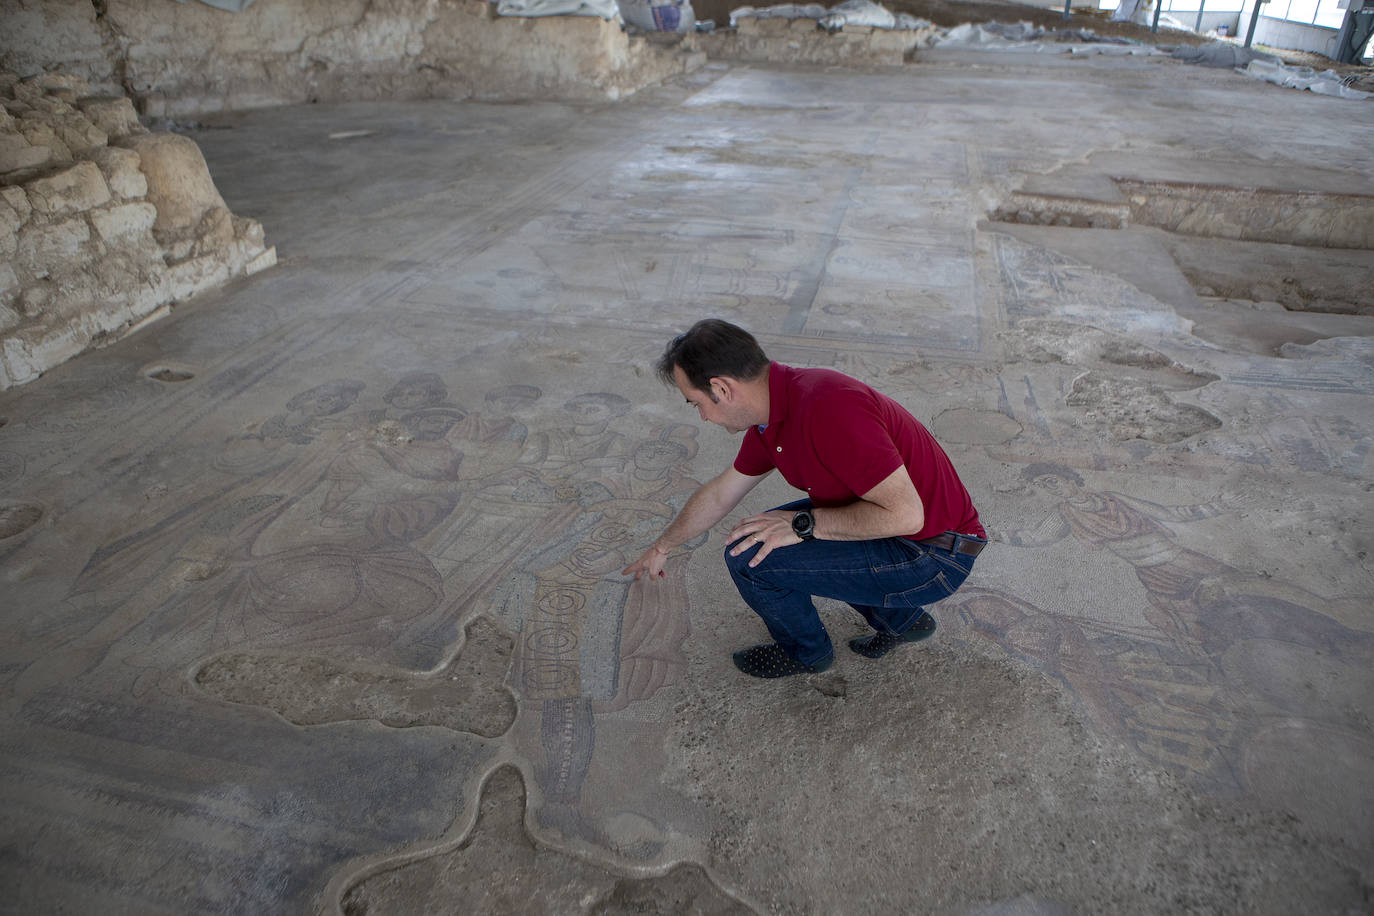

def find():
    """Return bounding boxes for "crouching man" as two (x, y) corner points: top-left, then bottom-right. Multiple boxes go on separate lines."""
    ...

(623, 319), (987, 678)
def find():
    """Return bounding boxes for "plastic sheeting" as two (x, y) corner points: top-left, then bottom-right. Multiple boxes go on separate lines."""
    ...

(620, 0), (696, 30)
(1243, 59), (1373, 99)
(1110, 0), (1142, 21)
(174, 0), (259, 11)
(935, 20), (1043, 43)
(819, 0), (896, 31)
(730, 0), (928, 29)
(1169, 41), (1278, 68)
(1167, 42), (1371, 101)
(730, 4), (832, 26)
(496, 0), (621, 18)
(931, 21), (1141, 48)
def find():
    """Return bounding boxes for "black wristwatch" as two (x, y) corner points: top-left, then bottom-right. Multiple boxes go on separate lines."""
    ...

(792, 509), (817, 541)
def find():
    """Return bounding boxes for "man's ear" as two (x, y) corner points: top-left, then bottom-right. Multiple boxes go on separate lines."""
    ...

(708, 376), (734, 402)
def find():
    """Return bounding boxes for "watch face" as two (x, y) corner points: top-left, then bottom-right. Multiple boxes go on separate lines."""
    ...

(793, 510), (814, 537)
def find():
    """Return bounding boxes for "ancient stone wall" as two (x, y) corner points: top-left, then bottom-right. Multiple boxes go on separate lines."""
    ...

(697, 18), (935, 66)
(0, 0), (705, 387)
(1, 72), (273, 389)
(0, 0), (705, 115)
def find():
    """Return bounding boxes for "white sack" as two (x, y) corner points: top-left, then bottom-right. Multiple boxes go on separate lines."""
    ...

(498, 0), (621, 17)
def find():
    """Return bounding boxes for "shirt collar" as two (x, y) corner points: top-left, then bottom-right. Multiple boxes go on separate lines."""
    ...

(765, 361), (790, 429)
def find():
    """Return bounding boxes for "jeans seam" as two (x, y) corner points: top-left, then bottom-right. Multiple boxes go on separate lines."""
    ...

(884, 571), (949, 609)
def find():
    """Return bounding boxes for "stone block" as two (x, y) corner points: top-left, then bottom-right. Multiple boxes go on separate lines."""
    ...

(0, 199), (19, 234)
(2, 336), (44, 388)
(26, 161), (111, 217)
(869, 30), (911, 54)
(0, 220), (14, 259)
(118, 132), (226, 235)
(41, 275), (101, 320)
(0, 303), (19, 335)
(16, 119), (73, 164)
(244, 245), (277, 276)
(53, 114), (108, 156)
(82, 146), (148, 199)
(36, 73), (94, 97)
(162, 253), (231, 303)
(194, 206), (235, 253)
(11, 80), (45, 103)
(89, 202), (158, 244)
(20, 282), (51, 317)
(165, 236), (195, 262)
(88, 254), (148, 308)
(1, 186), (32, 225)
(23, 95), (74, 115)
(16, 218), (91, 279)
(76, 97), (145, 140)
(233, 215), (265, 249)
(4, 324), (92, 388)
(0, 132), (50, 174)
(0, 260), (20, 303)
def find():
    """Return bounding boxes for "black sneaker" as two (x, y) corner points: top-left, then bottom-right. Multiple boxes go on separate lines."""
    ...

(848, 613), (937, 659)
(732, 643), (834, 678)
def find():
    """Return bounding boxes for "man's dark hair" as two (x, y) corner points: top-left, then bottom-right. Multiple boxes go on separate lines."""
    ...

(656, 319), (770, 394)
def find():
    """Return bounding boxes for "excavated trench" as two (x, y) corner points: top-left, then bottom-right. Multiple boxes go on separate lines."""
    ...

(992, 180), (1374, 316)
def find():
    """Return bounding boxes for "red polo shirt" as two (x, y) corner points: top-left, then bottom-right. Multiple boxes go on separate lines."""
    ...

(733, 363), (983, 542)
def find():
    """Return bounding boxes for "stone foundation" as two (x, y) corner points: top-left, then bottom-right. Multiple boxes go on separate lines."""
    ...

(0, 1), (708, 387)
(1, 72), (273, 389)
(0, 0), (706, 115)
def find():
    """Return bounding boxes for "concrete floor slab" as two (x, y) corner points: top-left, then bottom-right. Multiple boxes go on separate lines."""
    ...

(3, 47), (1373, 914)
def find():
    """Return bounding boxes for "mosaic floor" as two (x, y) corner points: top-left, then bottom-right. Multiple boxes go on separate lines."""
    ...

(2, 51), (1372, 913)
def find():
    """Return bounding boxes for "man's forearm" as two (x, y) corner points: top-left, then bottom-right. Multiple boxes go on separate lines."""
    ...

(812, 499), (923, 541)
(653, 477), (742, 553)
(809, 466), (925, 541)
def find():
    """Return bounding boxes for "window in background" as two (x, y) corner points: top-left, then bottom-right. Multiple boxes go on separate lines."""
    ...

(1097, 0), (1245, 12)
(1098, 0), (1345, 26)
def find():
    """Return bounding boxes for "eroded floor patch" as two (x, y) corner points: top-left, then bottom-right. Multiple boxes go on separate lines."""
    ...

(1001, 318), (1221, 443)
(1065, 372), (1221, 443)
(194, 617), (516, 736)
(662, 637), (1369, 913)
(341, 766), (750, 915)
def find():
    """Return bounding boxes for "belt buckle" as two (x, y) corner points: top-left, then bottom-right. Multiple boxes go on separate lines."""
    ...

(950, 532), (983, 556)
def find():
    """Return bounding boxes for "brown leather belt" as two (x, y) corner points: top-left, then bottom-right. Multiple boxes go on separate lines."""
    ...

(918, 531), (988, 557)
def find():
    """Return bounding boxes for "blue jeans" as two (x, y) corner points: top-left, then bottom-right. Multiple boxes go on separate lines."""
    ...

(724, 499), (980, 666)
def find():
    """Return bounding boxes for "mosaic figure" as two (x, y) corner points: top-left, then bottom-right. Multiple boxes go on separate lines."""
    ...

(526, 392), (633, 478)
(10, 379), (370, 705)
(974, 461), (1374, 787)
(492, 422), (705, 849)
